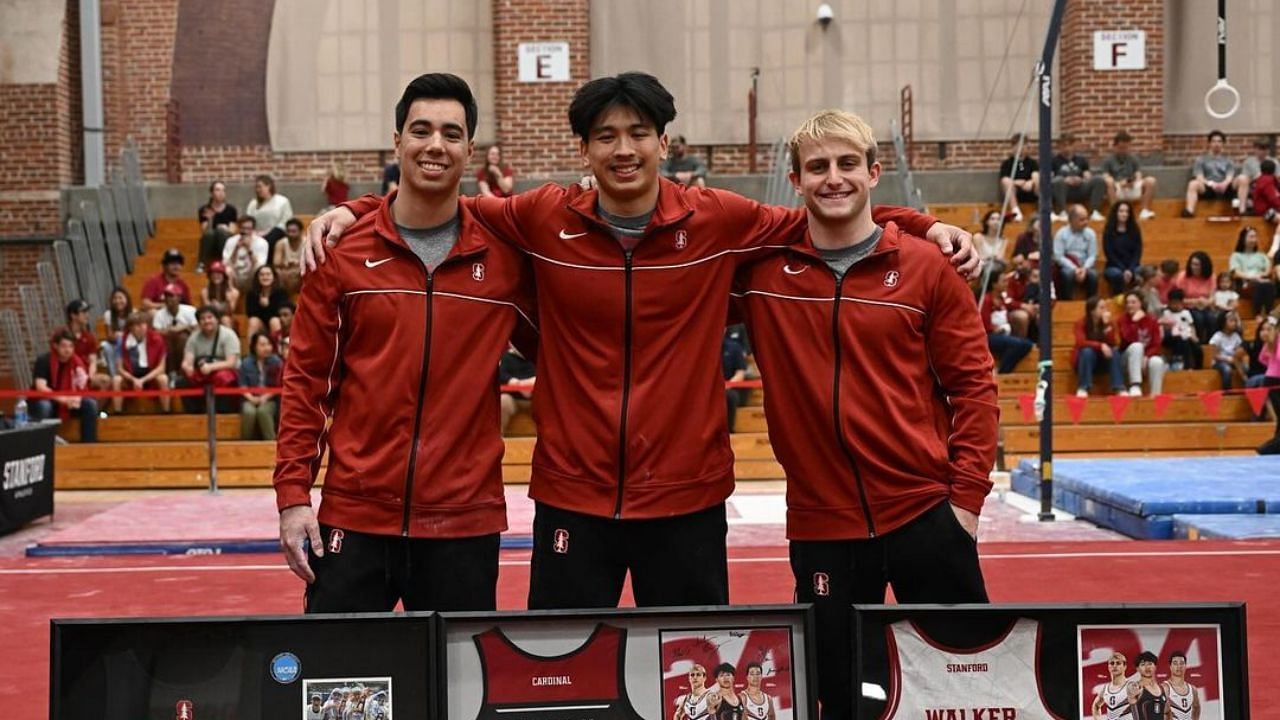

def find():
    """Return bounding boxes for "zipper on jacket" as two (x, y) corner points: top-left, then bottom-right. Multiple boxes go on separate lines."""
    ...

(401, 271), (435, 536)
(613, 248), (635, 519)
(830, 270), (877, 537)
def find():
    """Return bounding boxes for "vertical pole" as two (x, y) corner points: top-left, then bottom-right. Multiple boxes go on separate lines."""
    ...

(205, 385), (219, 493)
(80, 0), (106, 187)
(747, 67), (760, 174)
(1036, 0), (1068, 521)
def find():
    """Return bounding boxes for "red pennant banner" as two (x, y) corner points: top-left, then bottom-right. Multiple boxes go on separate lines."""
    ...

(1152, 393), (1174, 419)
(1108, 394), (1132, 423)
(1198, 390), (1224, 418)
(1065, 394), (1088, 424)
(1245, 386), (1271, 416)
(1017, 394), (1036, 423)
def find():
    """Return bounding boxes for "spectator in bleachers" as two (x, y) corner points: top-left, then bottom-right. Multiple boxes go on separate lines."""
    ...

(197, 180), (238, 273)
(661, 135), (708, 189)
(1213, 271), (1239, 314)
(1257, 317), (1280, 455)
(273, 218), (305, 297)
(200, 261), (240, 329)
(722, 326), (750, 432)
(52, 299), (111, 390)
(973, 210), (1007, 274)
(1050, 133), (1106, 222)
(1209, 310), (1246, 390)
(111, 311), (170, 413)
(140, 248), (192, 312)
(476, 144), (517, 197)
(244, 265), (290, 338)
(1072, 296), (1124, 397)
(499, 345), (536, 435)
(223, 216), (269, 294)
(1119, 290), (1167, 396)
(1005, 260), (1046, 337)
(982, 270), (1033, 374)
(31, 331), (98, 442)
(1245, 316), (1274, 404)
(1175, 251), (1216, 342)
(998, 134), (1038, 222)
(1053, 204), (1098, 300)
(1102, 201), (1143, 295)
(1154, 259), (1180, 307)
(1136, 265), (1162, 314)
(1011, 214), (1041, 263)
(1160, 288), (1202, 370)
(245, 174), (293, 246)
(1230, 226), (1275, 316)
(151, 283), (198, 374)
(239, 332), (283, 440)
(1101, 131), (1157, 220)
(1182, 130), (1238, 217)
(271, 301), (294, 354)
(99, 286), (133, 377)
(322, 163), (350, 209)
(381, 158), (399, 194)
(1252, 159), (1280, 224)
(1241, 139), (1278, 214)
(179, 306), (241, 414)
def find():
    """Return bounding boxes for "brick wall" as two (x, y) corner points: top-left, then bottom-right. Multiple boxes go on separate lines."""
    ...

(180, 146), (389, 184)
(100, 0), (179, 180)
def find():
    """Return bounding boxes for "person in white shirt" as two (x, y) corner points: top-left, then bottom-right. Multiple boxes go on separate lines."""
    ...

(223, 215), (271, 293)
(1160, 288), (1202, 370)
(151, 284), (198, 374)
(246, 173), (294, 245)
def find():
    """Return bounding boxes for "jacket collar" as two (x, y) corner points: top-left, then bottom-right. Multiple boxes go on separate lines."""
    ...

(786, 220), (904, 264)
(565, 177), (695, 233)
(372, 190), (488, 260)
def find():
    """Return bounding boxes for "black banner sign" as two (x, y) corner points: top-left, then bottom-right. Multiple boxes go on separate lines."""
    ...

(0, 423), (56, 535)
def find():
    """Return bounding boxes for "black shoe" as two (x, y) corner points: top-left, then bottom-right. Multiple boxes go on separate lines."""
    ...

(1258, 436), (1280, 455)
(1180, 208), (1195, 218)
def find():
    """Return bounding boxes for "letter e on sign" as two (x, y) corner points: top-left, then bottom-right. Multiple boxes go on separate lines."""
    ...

(519, 42), (570, 82)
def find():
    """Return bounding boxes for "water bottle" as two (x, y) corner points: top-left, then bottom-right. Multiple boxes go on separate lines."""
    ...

(14, 397), (28, 427)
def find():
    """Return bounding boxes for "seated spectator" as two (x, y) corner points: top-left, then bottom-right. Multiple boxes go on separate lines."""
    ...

(722, 326), (750, 432)
(271, 301), (295, 352)
(998, 134), (1038, 222)
(1154, 259), (1180, 308)
(477, 144), (517, 198)
(1053, 205), (1099, 299)
(111, 311), (170, 413)
(200, 261), (240, 329)
(1050, 133), (1106, 221)
(1102, 201), (1143, 295)
(499, 345), (536, 435)
(238, 332), (283, 440)
(1175, 251), (1216, 342)
(273, 218), (305, 297)
(1213, 271), (1239, 314)
(245, 174), (293, 246)
(1241, 138), (1278, 215)
(52, 299), (111, 390)
(1230, 226), (1275, 316)
(1006, 260), (1048, 336)
(197, 180), (238, 272)
(178, 306), (241, 414)
(1101, 130), (1157, 220)
(322, 162), (350, 209)
(661, 135), (708, 189)
(140, 248), (192, 312)
(1073, 296), (1124, 397)
(99, 286), (133, 377)
(973, 210), (1007, 274)
(31, 331), (98, 442)
(1183, 130), (1238, 217)
(1209, 311), (1247, 390)
(223, 215), (270, 293)
(1252, 159), (1280, 223)
(1136, 265), (1162, 314)
(1011, 215), (1041, 264)
(151, 284), (198, 374)
(981, 270), (1034, 374)
(1160, 288), (1202, 370)
(1119, 290), (1167, 396)
(1257, 317), (1280, 454)
(244, 265), (290, 338)
(382, 158), (399, 194)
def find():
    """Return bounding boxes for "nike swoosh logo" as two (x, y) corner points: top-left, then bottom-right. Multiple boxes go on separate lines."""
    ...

(364, 258), (392, 268)
(783, 264), (808, 275)
(559, 230), (588, 240)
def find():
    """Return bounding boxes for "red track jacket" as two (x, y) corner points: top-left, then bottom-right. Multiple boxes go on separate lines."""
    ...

(273, 194), (535, 538)
(734, 223), (999, 540)
(342, 181), (936, 519)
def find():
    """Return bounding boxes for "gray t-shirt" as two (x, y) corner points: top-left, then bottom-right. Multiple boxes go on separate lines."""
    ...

(597, 205), (653, 251)
(1101, 153), (1140, 181)
(1240, 155), (1277, 180)
(1193, 153), (1236, 182)
(185, 325), (241, 361)
(661, 154), (708, 179)
(397, 214), (460, 271)
(817, 226), (884, 277)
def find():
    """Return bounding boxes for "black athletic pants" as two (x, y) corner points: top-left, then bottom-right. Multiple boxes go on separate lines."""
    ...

(527, 502), (729, 609)
(304, 525), (500, 613)
(789, 500), (989, 720)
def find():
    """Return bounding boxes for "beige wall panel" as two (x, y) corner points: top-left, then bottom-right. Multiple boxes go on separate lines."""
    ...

(0, 0), (65, 84)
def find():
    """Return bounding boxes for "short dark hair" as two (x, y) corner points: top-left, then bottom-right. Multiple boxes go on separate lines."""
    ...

(196, 304), (221, 320)
(51, 330), (76, 346)
(249, 331), (276, 354)
(1255, 137), (1272, 150)
(1262, 159), (1276, 175)
(1168, 287), (1185, 301)
(1207, 129), (1226, 143)
(1137, 650), (1158, 666)
(238, 215), (257, 228)
(1113, 130), (1132, 145)
(279, 300), (297, 313)
(286, 217), (303, 230)
(395, 73), (478, 138)
(713, 662), (736, 677)
(568, 72), (676, 140)
(1169, 650), (1187, 663)
(1060, 132), (1076, 144)
(745, 662), (763, 674)
(1010, 133), (1024, 146)
(1160, 258), (1180, 274)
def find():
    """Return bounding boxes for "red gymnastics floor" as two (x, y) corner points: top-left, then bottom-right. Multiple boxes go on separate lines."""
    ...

(2, 541), (1278, 718)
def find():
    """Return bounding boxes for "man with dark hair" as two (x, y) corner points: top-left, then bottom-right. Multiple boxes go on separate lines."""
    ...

(304, 71), (974, 611)
(1102, 131), (1157, 220)
(111, 311), (170, 414)
(223, 215), (270, 293)
(274, 217), (306, 295)
(179, 305), (241, 413)
(707, 663), (741, 720)
(1252, 158), (1280, 223)
(151, 283), (198, 374)
(52, 299), (110, 390)
(1183, 130), (1237, 217)
(661, 135), (708, 188)
(1162, 650), (1200, 720)
(275, 72), (536, 613)
(1051, 133), (1106, 221)
(31, 331), (99, 442)
(1128, 651), (1167, 720)
(999, 133), (1039, 222)
(140, 248), (192, 311)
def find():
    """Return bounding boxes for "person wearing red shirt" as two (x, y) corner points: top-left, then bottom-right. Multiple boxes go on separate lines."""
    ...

(475, 144), (516, 198)
(733, 110), (997, 720)
(1251, 159), (1280, 222)
(303, 73), (976, 611)
(1072, 296), (1125, 396)
(31, 332), (98, 442)
(140, 248), (193, 311)
(1118, 290), (1167, 396)
(111, 311), (170, 413)
(50, 299), (110, 390)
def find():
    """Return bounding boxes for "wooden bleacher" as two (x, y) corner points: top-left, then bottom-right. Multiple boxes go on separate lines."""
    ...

(54, 198), (1276, 489)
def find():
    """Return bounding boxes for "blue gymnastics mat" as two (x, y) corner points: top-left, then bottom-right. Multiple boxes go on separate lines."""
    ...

(1010, 456), (1280, 539)
(1172, 514), (1280, 540)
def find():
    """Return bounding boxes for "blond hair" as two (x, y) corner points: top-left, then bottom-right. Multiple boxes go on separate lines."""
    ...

(788, 110), (877, 173)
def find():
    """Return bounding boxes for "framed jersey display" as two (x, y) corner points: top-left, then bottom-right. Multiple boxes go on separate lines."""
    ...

(853, 604), (1247, 720)
(51, 613), (434, 720)
(438, 605), (815, 720)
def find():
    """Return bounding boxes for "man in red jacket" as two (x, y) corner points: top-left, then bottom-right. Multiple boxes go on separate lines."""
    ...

(303, 73), (976, 610)
(274, 74), (536, 612)
(733, 110), (998, 720)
